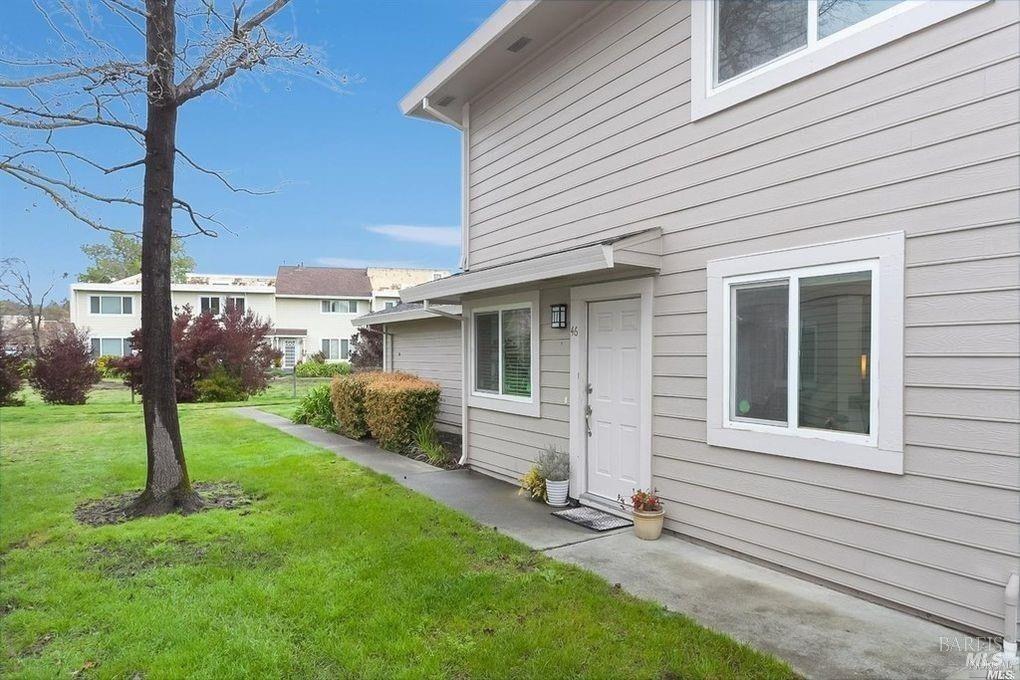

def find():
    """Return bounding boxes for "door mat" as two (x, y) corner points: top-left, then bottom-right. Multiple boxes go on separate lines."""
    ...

(552, 506), (632, 532)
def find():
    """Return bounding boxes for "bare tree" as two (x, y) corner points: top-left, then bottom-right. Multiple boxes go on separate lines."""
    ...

(0, 0), (347, 516)
(0, 258), (67, 355)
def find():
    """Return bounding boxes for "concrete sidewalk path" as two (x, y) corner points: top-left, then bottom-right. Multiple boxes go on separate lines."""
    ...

(233, 407), (995, 680)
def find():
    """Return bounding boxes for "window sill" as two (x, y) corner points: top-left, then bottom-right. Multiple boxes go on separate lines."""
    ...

(707, 425), (903, 474)
(468, 392), (540, 418)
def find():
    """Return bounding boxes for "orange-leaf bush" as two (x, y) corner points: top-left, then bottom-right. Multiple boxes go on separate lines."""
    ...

(330, 372), (376, 439)
(364, 373), (440, 453)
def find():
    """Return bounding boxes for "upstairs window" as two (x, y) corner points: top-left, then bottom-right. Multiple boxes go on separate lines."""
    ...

(321, 299), (357, 314)
(90, 295), (132, 315)
(714, 0), (907, 86)
(692, 0), (989, 118)
(225, 296), (245, 314)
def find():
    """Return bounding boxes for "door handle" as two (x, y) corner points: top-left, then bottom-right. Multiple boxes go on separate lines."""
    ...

(585, 404), (592, 437)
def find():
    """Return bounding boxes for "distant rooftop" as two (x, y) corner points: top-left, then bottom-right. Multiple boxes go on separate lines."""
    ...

(275, 265), (373, 297)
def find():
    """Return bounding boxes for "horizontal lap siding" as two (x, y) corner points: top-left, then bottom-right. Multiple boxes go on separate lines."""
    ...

(465, 0), (1020, 635)
(466, 288), (571, 483)
(390, 318), (463, 435)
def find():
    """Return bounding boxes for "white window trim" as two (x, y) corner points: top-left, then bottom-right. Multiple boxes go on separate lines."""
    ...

(199, 295), (222, 314)
(225, 295), (245, 312)
(690, 0), (989, 120)
(321, 338), (340, 361)
(706, 232), (904, 474)
(91, 336), (132, 357)
(89, 295), (134, 316)
(465, 290), (541, 418)
(321, 299), (357, 314)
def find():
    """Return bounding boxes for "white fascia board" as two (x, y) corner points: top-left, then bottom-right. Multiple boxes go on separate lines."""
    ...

(352, 306), (462, 327)
(274, 294), (372, 300)
(399, 0), (539, 117)
(71, 283), (276, 294)
(400, 228), (662, 303)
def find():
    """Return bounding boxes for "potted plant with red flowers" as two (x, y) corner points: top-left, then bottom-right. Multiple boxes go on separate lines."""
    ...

(619, 488), (665, 540)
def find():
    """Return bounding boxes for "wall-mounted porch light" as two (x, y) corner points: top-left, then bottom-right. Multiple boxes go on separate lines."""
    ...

(550, 304), (568, 329)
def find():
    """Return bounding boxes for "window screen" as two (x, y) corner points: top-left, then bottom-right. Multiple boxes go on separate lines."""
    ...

(731, 282), (789, 424)
(501, 308), (531, 398)
(474, 312), (500, 393)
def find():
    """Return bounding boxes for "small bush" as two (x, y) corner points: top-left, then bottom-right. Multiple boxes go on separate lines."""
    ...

(195, 368), (247, 402)
(330, 372), (376, 439)
(95, 354), (123, 378)
(293, 384), (339, 431)
(536, 446), (569, 482)
(415, 420), (447, 466)
(519, 467), (546, 502)
(29, 326), (101, 405)
(364, 373), (440, 453)
(295, 361), (351, 378)
(308, 351), (326, 364)
(0, 342), (25, 406)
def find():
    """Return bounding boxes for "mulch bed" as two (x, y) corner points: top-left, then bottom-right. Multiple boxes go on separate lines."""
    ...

(74, 482), (253, 527)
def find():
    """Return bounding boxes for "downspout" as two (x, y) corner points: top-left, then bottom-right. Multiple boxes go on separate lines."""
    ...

(1005, 572), (1018, 660)
(421, 97), (469, 273)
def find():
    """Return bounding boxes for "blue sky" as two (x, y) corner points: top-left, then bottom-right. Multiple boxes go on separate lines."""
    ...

(0, 0), (503, 297)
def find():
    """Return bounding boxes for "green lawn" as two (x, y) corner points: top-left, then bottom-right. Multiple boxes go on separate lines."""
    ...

(1, 387), (795, 679)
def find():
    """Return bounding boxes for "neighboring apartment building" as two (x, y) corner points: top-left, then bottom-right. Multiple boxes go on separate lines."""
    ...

(70, 265), (449, 367)
(392, 0), (1020, 646)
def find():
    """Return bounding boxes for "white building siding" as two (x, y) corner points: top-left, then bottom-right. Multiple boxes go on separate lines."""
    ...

(459, 0), (1020, 636)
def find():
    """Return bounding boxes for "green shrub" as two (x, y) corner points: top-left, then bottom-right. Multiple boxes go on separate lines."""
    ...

(364, 373), (440, 453)
(195, 368), (247, 402)
(295, 361), (351, 378)
(330, 372), (375, 439)
(95, 354), (123, 378)
(292, 384), (339, 431)
(415, 420), (447, 466)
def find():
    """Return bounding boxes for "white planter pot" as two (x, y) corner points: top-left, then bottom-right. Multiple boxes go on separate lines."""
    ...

(545, 479), (569, 507)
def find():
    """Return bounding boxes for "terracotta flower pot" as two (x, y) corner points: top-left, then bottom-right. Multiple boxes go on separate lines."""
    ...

(545, 479), (569, 507)
(632, 508), (665, 540)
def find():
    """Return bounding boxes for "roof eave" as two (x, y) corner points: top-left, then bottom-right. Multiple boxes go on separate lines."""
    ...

(398, 0), (540, 120)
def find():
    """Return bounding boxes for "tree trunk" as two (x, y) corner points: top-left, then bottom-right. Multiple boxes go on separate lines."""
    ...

(130, 0), (201, 516)
(29, 311), (41, 356)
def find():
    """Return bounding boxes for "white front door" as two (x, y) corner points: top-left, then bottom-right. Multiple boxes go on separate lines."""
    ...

(282, 339), (297, 368)
(586, 298), (642, 503)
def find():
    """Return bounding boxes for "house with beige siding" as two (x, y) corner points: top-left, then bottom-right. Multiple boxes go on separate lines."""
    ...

(70, 265), (448, 367)
(394, 0), (1020, 650)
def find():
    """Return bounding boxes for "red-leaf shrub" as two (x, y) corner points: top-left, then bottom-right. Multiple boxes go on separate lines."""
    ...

(0, 330), (26, 406)
(112, 305), (281, 403)
(29, 326), (101, 404)
(349, 328), (382, 371)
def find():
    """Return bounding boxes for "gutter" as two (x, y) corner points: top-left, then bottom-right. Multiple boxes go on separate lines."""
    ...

(422, 300), (462, 320)
(422, 97), (463, 130)
(1005, 572), (1019, 660)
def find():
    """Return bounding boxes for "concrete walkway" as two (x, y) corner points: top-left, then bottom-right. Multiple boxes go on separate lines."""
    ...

(235, 408), (996, 680)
